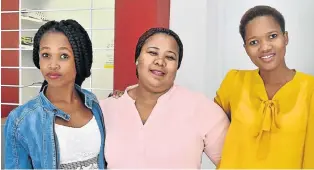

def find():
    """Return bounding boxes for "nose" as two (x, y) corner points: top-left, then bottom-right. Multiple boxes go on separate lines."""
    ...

(48, 59), (60, 70)
(259, 40), (272, 53)
(154, 56), (166, 67)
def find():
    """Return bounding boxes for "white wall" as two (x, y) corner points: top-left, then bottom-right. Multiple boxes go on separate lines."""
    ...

(170, 0), (314, 168)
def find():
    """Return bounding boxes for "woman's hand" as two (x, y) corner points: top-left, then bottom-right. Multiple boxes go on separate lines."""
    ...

(108, 90), (125, 98)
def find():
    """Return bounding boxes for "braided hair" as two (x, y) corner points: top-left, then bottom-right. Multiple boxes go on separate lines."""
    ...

(33, 19), (93, 91)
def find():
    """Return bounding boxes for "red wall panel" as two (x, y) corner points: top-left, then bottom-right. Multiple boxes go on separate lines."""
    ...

(1, 50), (19, 67)
(1, 68), (19, 85)
(1, 87), (19, 103)
(1, 0), (19, 11)
(1, 31), (19, 48)
(1, 13), (19, 30)
(114, 0), (171, 90)
(1, 105), (18, 117)
(1, 0), (20, 118)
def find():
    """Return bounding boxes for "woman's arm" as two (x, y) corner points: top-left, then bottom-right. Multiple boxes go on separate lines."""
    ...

(197, 96), (230, 166)
(5, 114), (33, 169)
(214, 70), (238, 118)
(302, 91), (314, 168)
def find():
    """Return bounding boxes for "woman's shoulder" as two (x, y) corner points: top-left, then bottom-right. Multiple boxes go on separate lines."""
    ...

(218, 69), (257, 89)
(224, 69), (257, 77)
(173, 86), (227, 117)
(296, 71), (314, 82)
(294, 71), (314, 92)
(99, 92), (129, 111)
(79, 88), (99, 103)
(5, 95), (43, 129)
(172, 85), (217, 105)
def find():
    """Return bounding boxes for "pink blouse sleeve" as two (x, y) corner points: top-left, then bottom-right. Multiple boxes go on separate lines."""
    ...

(196, 95), (230, 166)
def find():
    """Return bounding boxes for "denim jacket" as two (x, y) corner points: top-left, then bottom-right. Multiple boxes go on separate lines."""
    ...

(4, 85), (106, 169)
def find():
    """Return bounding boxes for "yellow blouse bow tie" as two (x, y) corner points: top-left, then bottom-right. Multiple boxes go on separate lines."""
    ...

(255, 100), (280, 159)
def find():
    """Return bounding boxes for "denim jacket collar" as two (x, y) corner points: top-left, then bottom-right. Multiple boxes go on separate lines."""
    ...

(39, 84), (98, 121)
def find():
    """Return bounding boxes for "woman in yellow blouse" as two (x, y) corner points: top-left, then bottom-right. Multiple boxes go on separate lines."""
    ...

(216, 5), (314, 169)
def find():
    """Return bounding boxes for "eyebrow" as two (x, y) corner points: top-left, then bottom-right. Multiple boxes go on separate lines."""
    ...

(39, 46), (71, 52)
(40, 47), (50, 51)
(167, 51), (177, 57)
(147, 47), (159, 50)
(147, 46), (178, 57)
(59, 47), (71, 51)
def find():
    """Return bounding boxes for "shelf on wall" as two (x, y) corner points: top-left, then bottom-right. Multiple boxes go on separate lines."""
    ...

(21, 44), (33, 50)
(21, 16), (47, 23)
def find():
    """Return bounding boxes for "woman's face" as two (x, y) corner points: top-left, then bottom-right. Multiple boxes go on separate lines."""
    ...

(39, 32), (77, 88)
(244, 16), (288, 72)
(137, 33), (179, 92)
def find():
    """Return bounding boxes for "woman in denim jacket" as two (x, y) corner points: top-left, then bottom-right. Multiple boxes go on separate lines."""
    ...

(4, 20), (106, 169)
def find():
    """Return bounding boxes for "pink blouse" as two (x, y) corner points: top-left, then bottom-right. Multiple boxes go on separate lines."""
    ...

(100, 85), (230, 169)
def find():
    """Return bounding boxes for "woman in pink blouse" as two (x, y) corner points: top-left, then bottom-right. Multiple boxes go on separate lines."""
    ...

(100, 28), (230, 169)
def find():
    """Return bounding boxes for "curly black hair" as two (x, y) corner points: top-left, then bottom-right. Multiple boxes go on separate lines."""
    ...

(239, 5), (285, 43)
(32, 19), (93, 91)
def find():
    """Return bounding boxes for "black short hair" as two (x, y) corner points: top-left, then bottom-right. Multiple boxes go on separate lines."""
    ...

(32, 19), (93, 91)
(239, 5), (285, 42)
(134, 27), (183, 78)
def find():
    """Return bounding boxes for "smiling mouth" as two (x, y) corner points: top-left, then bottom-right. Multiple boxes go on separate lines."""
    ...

(259, 53), (275, 62)
(150, 70), (165, 76)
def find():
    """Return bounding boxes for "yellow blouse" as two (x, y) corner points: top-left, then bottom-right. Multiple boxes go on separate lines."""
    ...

(215, 69), (314, 169)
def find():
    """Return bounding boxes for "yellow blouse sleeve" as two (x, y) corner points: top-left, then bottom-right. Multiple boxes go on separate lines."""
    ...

(303, 91), (314, 168)
(214, 69), (238, 114)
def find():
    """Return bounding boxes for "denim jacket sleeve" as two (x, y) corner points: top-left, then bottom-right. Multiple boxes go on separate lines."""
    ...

(5, 114), (33, 169)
